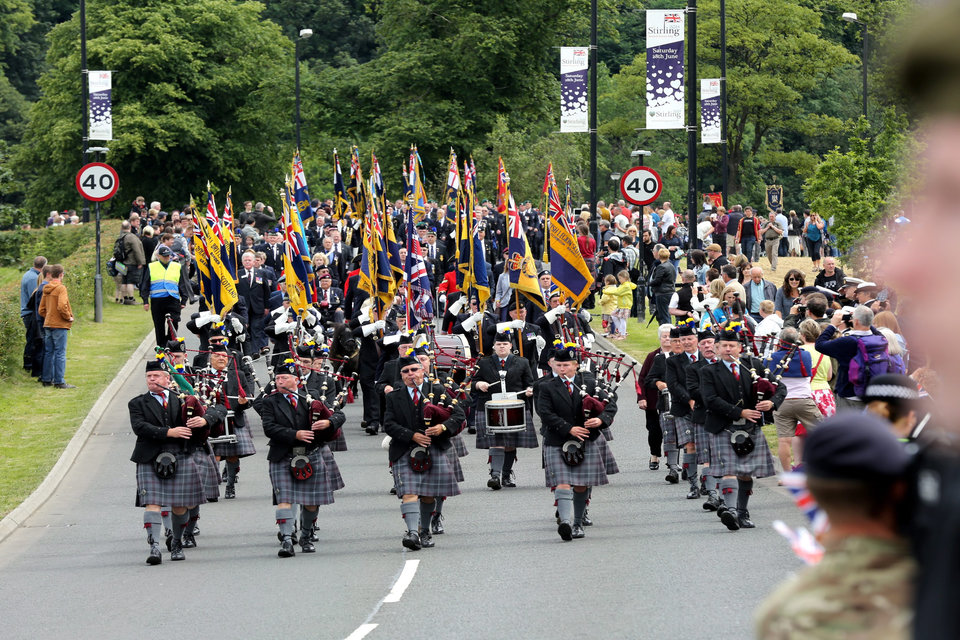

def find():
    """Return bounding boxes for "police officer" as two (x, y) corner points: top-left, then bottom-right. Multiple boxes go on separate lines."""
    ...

(140, 245), (190, 346)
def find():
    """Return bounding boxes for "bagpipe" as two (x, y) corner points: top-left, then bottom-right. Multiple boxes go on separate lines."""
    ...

(192, 365), (244, 445)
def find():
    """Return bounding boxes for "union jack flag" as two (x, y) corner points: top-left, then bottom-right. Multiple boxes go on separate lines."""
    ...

(665, 12), (682, 22)
(405, 205), (434, 323)
(205, 184), (224, 244)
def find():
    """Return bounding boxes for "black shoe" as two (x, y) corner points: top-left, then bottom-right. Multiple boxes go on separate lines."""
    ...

(192, 524), (200, 536)
(365, 423), (380, 435)
(557, 520), (573, 541)
(165, 530), (173, 552)
(389, 487), (397, 495)
(402, 531), (422, 551)
(42, 381), (52, 387)
(278, 537), (296, 557)
(582, 509), (593, 527)
(310, 529), (319, 543)
(720, 509), (741, 531)
(170, 539), (185, 561)
(55, 383), (77, 389)
(146, 542), (162, 565)
(699, 476), (710, 496)
(221, 467), (228, 482)
(182, 531), (197, 548)
(431, 513), (444, 535)
(487, 473), (501, 490)
(703, 494), (721, 511)
(419, 531), (435, 548)
(467, 426), (477, 434)
(555, 509), (561, 525)
(224, 486), (236, 499)
(501, 472), (516, 488)
(300, 537), (316, 553)
(681, 467), (688, 481)
(665, 468), (679, 484)
(649, 460), (660, 471)
(686, 486), (700, 499)
(291, 529), (299, 545)
(571, 524), (585, 539)
(737, 510), (756, 529)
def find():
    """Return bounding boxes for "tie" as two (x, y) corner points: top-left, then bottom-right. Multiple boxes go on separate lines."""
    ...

(286, 393), (297, 409)
(565, 380), (573, 395)
(412, 388), (420, 405)
(730, 364), (740, 382)
(500, 359), (506, 370)
(691, 354), (697, 363)
(249, 271), (254, 288)
(154, 393), (167, 409)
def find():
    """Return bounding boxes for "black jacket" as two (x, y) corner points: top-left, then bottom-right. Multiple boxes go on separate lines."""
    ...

(686, 356), (717, 424)
(128, 391), (227, 463)
(536, 373), (617, 447)
(237, 267), (272, 317)
(383, 382), (465, 463)
(665, 352), (697, 418)
(260, 389), (345, 462)
(700, 357), (785, 434)
(471, 353), (534, 406)
(649, 261), (677, 295)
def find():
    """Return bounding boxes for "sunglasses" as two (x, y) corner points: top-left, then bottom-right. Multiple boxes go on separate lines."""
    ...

(788, 277), (800, 281)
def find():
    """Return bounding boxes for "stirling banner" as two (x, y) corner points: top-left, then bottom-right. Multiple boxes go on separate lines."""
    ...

(560, 47), (589, 133)
(88, 70), (112, 141)
(701, 78), (722, 144)
(646, 10), (685, 130)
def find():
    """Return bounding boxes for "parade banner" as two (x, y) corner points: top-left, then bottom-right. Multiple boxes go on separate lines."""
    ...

(766, 185), (784, 211)
(560, 46), (589, 133)
(701, 78), (722, 144)
(88, 70), (112, 141)
(646, 10), (685, 130)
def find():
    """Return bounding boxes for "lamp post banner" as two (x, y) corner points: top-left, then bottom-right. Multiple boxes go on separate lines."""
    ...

(88, 70), (112, 141)
(701, 78), (722, 144)
(560, 46), (589, 133)
(646, 9), (685, 130)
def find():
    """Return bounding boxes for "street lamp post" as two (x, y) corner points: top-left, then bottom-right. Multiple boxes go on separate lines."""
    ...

(842, 12), (868, 120)
(630, 149), (651, 169)
(87, 145), (109, 323)
(295, 28), (313, 151)
(610, 172), (622, 200)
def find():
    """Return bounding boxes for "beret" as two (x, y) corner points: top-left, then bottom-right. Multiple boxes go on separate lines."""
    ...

(804, 412), (911, 480)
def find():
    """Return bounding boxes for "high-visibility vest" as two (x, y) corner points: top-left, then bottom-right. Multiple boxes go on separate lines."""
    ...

(149, 261), (181, 300)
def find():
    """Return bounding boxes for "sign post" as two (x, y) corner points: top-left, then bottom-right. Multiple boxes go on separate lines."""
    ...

(619, 166), (663, 207)
(76, 161), (119, 323)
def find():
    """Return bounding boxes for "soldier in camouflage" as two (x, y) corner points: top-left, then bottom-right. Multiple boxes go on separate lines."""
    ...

(754, 412), (915, 639)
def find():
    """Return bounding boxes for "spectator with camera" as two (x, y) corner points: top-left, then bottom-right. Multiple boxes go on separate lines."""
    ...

(784, 291), (831, 330)
(815, 305), (890, 410)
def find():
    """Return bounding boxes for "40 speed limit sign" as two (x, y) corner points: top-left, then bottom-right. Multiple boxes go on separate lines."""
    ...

(75, 162), (119, 202)
(619, 166), (663, 206)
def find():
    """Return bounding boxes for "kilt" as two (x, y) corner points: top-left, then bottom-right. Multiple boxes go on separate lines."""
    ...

(600, 426), (614, 441)
(596, 433), (620, 475)
(391, 444), (462, 498)
(693, 422), (713, 467)
(452, 433), (469, 457)
(475, 402), (539, 449)
(268, 446), (336, 506)
(675, 416), (696, 447)
(196, 449), (221, 501)
(447, 446), (465, 482)
(661, 414), (677, 449)
(708, 428), (776, 479)
(135, 450), (206, 507)
(543, 440), (609, 488)
(321, 446), (345, 491)
(328, 429), (348, 452)
(213, 424), (256, 458)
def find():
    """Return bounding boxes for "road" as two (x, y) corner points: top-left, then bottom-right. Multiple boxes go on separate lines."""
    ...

(0, 337), (806, 640)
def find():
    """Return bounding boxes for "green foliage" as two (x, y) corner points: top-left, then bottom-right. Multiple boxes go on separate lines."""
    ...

(13, 0), (295, 223)
(261, 0), (378, 66)
(803, 111), (909, 259)
(0, 222), (94, 267)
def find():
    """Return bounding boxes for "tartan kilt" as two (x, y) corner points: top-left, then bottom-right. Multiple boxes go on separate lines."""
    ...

(543, 440), (609, 488)
(452, 433), (469, 457)
(693, 422), (713, 467)
(708, 428), (776, 479)
(196, 449), (221, 501)
(213, 424), (256, 458)
(135, 451), (206, 507)
(600, 426), (614, 441)
(328, 429), (348, 452)
(268, 446), (336, 506)
(675, 415), (696, 447)
(321, 446), (345, 491)
(447, 446), (465, 482)
(475, 403), (539, 449)
(596, 433), (620, 475)
(661, 414), (678, 449)
(391, 444), (462, 498)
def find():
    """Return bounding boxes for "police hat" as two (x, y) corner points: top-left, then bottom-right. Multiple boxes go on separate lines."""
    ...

(803, 412), (912, 480)
(863, 374), (920, 403)
(398, 355), (419, 370)
(165, 338), (186, 354)
(275, 358), (300, 376)
(157, 245), (173, 258)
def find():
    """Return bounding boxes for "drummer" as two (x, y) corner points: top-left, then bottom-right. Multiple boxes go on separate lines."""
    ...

(471, 332), (538, 490)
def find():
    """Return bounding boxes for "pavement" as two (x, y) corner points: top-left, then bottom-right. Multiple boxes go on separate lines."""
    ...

(0, 331), (807, 640)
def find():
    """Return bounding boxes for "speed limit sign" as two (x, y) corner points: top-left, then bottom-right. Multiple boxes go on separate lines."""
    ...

(75, 162), (119, 202)
(619, 166), (663, 206)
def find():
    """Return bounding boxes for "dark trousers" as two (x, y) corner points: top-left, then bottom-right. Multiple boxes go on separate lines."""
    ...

(742, 237), (758, 263)
(358, 358), (378, 425)
(778, 237), (789, 257)
(248, 312), (268, 351)
(644, 404), (663, 457)
(150, 296), (182, 345)
(654, 293), (671, 326)
(22, 313), (38, 370)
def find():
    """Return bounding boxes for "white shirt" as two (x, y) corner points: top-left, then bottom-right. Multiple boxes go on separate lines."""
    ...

(660, 209), (675, 233)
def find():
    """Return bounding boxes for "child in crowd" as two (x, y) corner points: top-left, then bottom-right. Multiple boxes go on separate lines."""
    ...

(599, 274), (618, 336)
(604, 270), (637, 340)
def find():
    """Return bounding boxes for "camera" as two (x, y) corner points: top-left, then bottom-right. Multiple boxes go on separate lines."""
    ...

(797, 305), (807, 315)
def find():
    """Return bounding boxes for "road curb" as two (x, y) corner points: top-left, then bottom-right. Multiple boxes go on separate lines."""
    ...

(0, 329), (154, 545)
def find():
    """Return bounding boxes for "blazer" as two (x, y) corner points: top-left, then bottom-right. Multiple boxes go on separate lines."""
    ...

(260, 389), (345, 462)
(128, 391), (226, 463)
(536, 373), (617, 447)
(237, 267), (272, 317)
(637, 348), (662, 407)
(383, 382), (466, 463)
(744, 279), (777, 314)
(685, 355), (717, 424)
(700, 357), (785, 434)
(665, 352), (697, 417)
(471, 353), (534, 405)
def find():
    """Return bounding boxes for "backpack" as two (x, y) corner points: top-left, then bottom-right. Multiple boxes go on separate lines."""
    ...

(113, 233), (128, 263)
(848, 327), (892, 397)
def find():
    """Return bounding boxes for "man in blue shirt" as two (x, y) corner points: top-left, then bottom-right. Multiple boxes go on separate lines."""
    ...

(20, 256), (47, 373)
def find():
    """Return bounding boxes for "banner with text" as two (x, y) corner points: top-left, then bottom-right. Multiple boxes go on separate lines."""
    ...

(701, 78), (721, 144)
(88, 70), (112, 141)
(560, 47), (589, 133)
(646, 10), (685, 130)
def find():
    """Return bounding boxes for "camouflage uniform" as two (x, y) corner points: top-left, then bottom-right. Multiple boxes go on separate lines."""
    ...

(755, 536), (915, 640)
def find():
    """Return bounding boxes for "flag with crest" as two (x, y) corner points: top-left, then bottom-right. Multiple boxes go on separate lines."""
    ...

(499, 158), (545, 310)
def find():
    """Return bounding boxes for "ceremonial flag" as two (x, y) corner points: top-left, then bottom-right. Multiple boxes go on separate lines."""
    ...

(444, 148), (460, 206)
(358, 208), (396, 310)
(206, 187), (237, 281)
(190, 197), (213, 309)
(281, 185), (314, 315)
(347, 146), (367, 218)
(457, 159), (489, 308)
(546, 170), (592, 305)
(402, 161), (411, 201)
(405, 207), (434, 323)
(222, 186), (239, 276)
(292, 149), (314, 224)
(197, 209), (238, 316)
(333, 149), (350, 220)
(374, 152), (405, 282)
(499, 158), (545, 310)
(286, 182), (317, 303)
(408, 146), (427, 223)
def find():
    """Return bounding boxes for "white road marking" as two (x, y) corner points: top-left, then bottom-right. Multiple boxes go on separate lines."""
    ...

(344, 624), (378, 640)
(383, 558), (420, 603)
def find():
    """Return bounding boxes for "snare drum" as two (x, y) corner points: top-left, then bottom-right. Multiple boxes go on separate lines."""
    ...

(485, 399), (526, 434)
(434, 334), (471, 371)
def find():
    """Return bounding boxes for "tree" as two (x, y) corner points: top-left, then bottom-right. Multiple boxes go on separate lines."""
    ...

(260, 0), (378, 67)
(13, 0), (294, 221)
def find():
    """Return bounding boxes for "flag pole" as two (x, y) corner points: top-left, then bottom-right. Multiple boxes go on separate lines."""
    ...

(515, 292), (524, 358)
